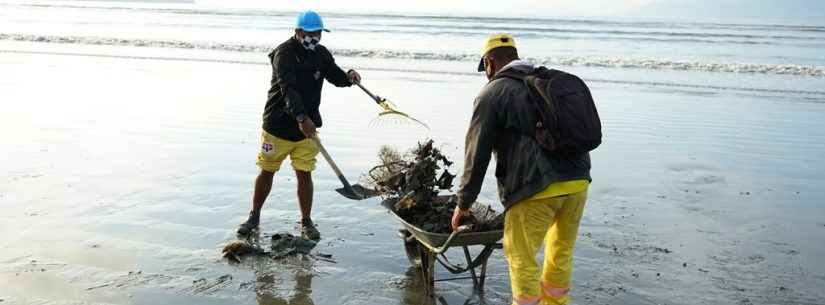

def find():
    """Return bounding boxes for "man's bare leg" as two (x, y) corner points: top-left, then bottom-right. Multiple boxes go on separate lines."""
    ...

(253, 170), (275, 213)
(238, 170), (274, 235)
(296, 170), (313, 218)
(296, 170), (319, 240)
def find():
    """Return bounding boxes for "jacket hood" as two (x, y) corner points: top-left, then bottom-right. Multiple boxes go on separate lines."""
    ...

(499, 59), (534, 74)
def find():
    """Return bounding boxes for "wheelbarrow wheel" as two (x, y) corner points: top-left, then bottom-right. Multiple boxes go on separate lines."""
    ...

(401, 229), (422, 268)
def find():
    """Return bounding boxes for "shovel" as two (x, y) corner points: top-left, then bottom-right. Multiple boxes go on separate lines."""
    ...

(312, 137), (379, 200)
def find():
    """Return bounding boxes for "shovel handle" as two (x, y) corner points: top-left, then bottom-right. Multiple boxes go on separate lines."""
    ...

(312, 137), (356, 192)
(355, 83), (383, 104)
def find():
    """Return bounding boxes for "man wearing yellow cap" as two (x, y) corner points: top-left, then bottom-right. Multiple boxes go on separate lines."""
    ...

(452, 34), (594, 305)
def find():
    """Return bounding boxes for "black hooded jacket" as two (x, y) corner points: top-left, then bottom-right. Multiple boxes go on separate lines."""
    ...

(457, 61), (592, 210)
(262, 37), (353, 141)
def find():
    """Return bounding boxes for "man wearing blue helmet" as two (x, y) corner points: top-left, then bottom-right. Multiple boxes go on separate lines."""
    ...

(238, 10), (362, 241)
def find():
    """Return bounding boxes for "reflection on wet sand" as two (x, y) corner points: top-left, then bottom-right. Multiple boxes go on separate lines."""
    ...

(230, 231), (495, 305)
(255, 259), (315, 305)
(396, 267), (499, 305)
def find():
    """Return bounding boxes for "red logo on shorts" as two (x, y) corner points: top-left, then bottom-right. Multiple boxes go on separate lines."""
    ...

(262, 143), (273, 153)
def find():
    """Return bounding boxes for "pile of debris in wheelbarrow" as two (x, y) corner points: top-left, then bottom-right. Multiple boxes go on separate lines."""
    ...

(363, 139), (504, 233)
(362, 140), (505, 295)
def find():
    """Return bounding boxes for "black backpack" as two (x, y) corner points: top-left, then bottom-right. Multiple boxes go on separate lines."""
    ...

(496, 66), (602, 155)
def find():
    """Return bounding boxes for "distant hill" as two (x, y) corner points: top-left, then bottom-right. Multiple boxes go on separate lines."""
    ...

(628, 0), (825, 24)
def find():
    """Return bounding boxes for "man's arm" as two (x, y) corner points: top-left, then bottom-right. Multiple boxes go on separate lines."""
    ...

(323, 50), (355, 87)
(271, 47), (305, 119)
(456, 92), (499, 210)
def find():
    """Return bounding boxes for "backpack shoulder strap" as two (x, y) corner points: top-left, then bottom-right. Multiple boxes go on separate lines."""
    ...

(493, 66), (557, 131)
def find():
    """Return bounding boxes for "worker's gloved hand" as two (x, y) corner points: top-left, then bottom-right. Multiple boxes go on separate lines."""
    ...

(451, 207), (472, 231)
(347, 69), (361, 84)
(298, 116), (317, 138)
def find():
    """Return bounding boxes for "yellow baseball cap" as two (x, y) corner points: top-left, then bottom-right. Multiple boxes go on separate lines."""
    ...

(478, 33), (516, 72)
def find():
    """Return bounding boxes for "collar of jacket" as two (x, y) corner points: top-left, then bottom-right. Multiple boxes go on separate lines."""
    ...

(492, 59), (534, 79)
(290, 36), (309, 55)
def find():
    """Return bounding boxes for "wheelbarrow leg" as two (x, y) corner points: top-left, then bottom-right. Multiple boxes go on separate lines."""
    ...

(462, 246), (480, 291)
(419, 244), (435, 297)
(426, 251), (435, 296)
(437, 296), (450, 305)
(479, 253), (488, 292)
(418, 245), (428, 294)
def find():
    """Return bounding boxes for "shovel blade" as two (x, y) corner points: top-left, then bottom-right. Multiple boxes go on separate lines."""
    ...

(335, 184), (380, 200)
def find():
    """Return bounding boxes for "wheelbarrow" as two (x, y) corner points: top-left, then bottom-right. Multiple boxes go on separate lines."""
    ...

(381, 196), (503, 296)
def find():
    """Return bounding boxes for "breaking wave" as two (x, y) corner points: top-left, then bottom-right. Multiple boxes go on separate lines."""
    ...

(3, 49), (825, 99)
(2, 33), (824, 77)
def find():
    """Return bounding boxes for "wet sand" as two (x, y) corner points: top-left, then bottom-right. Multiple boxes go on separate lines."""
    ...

(2, 45), (825, 304)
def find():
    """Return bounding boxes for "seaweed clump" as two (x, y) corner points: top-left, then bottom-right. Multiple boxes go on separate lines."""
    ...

(366, 139), (503, 234)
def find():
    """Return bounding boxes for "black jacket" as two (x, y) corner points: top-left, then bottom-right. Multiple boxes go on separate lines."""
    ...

(263, 37), (353, 141)
(457, 61), (592, 210)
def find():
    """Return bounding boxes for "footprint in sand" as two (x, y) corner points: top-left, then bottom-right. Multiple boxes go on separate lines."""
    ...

(185, 275), (233, 295)
(86, 271), (175, 291)
(667, 163), (726, 191)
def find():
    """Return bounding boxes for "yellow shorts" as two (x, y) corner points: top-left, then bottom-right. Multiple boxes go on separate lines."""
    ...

(256, 130), (319, 173)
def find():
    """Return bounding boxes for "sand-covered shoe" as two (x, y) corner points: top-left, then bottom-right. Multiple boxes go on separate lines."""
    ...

(236, 211), (260, 236)
(300, 218), (321, 241)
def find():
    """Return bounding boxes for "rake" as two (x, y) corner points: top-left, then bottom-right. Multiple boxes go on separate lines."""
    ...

(355, 83), (430, 130)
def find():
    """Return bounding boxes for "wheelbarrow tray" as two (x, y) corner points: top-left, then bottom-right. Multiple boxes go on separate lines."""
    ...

(380, 197), (503, 250)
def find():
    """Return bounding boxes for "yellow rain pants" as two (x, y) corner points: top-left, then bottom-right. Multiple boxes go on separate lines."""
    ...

(503, 180), (589, 305)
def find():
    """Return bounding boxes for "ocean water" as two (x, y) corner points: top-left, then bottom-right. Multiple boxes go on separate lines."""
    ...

(1, 1), (824, 305)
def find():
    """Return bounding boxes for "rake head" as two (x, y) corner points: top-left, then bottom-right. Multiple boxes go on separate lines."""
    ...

(369, 100), (430, 130)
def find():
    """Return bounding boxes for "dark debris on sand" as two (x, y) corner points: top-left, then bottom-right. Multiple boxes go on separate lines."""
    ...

(222, 232), (324, 263)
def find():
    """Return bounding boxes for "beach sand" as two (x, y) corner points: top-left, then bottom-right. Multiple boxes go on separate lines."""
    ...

(2, 40), (825, 305)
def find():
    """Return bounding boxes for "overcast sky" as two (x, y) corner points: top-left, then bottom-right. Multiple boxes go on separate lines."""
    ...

(193, 0), (656, 17)
(50, 0), (825, 22)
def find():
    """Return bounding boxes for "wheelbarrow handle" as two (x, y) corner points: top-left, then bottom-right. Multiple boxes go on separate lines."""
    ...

(433, 225), (472, 254)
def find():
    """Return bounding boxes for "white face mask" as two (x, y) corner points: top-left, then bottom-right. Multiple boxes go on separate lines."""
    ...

(301, 35), (320, 51)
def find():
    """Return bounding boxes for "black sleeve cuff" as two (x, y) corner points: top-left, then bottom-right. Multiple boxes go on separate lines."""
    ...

(346, 69), (355, 86)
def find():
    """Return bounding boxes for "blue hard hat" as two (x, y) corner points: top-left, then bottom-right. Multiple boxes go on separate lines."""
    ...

(295, 10), (329, 32)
